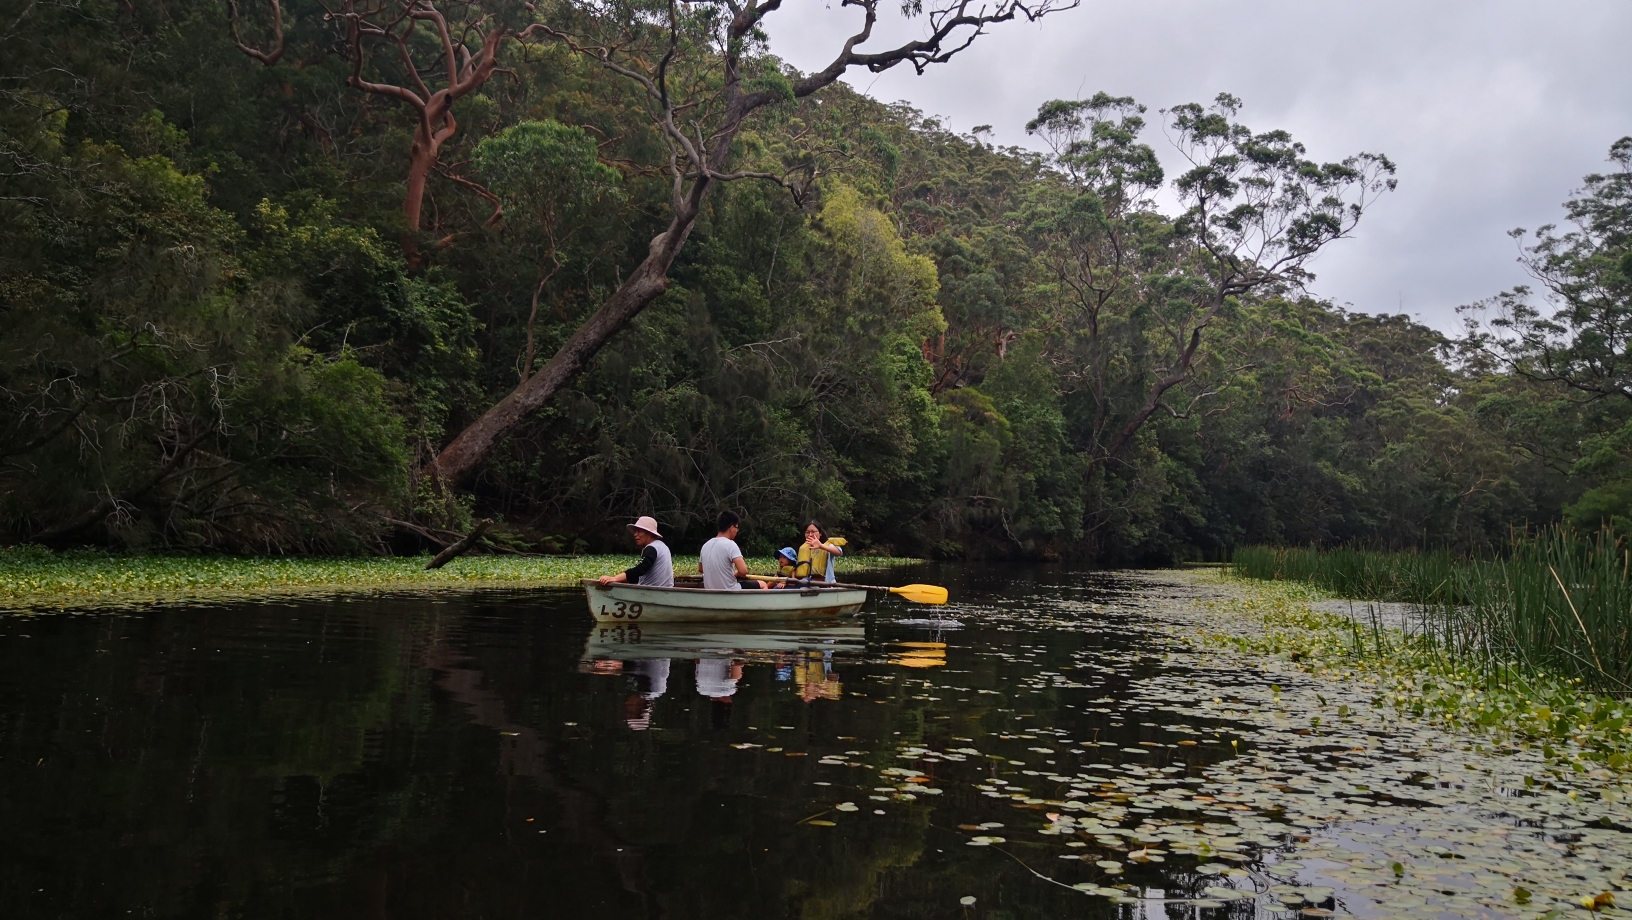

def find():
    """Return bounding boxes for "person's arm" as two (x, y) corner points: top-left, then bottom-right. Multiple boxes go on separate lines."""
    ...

(732, 554), (769, 589)
(805, 534), (843, 556)
(600, 545), (656, 585)
(625, 545), (658, 580)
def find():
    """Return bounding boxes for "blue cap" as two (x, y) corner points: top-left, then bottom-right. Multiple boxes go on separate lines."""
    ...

(777, 546), (797, 562)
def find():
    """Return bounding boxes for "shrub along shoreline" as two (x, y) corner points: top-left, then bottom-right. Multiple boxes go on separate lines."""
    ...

(0, 546), (921, 612)
(1191, 568), (1632, 773)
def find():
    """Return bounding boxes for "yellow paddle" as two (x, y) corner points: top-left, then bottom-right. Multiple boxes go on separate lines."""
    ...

(753, 575), (949, 605)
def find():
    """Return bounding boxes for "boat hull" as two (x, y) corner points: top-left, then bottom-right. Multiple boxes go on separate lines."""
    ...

(582, 580), (868, 623)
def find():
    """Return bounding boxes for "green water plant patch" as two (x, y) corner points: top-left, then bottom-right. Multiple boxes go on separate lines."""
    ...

(0, 545), (919, 611)
(1192, 572), (1632, 771)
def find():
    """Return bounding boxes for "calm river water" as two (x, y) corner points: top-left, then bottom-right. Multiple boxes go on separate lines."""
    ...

(2, 564), (1626, 919)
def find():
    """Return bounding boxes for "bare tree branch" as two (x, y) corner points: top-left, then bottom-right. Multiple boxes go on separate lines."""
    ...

(228, 0), (285, 66)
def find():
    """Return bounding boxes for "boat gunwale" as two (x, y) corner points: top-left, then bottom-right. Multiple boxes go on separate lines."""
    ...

(580, 579), (864, 596)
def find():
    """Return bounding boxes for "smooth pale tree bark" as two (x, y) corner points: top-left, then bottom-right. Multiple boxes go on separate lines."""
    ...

(432, 0), (1077, 484)
(228, 0), (286, 65)
(231, 0), (528, 266)
(336, 0), (534, 266)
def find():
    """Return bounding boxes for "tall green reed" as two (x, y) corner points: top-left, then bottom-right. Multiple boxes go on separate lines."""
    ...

(1230, 545), (1464, 604)
(1232, 528), (1632, 693)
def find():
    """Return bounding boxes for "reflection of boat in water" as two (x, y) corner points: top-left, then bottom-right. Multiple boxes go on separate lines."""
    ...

(582, 580), (868, 623)
(583, 621), (866, 661)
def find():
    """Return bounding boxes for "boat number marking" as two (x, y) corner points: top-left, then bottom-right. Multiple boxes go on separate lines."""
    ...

(599, 601), (644, 620)
(597, 625), (642, 642)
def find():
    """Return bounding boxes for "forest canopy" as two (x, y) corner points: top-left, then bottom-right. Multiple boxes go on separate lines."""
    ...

(1, 0), (1628, 561)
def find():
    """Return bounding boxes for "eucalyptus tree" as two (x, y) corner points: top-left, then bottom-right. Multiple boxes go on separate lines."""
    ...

(1470, 137), (1632, 402)
(1023, 93), (1396, 470)
(429, 0), (1080, 486)
(1464, 137), (1632, 526)
(1108, 95), (1396, 460)
(1020, 93), (1166, 462)
(228, 0), (549, 265)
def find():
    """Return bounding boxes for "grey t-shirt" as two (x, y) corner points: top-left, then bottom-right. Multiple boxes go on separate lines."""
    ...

(626, 540), (674, 587)
(699, 536), (744, 590)
(695, 658), (739, 698)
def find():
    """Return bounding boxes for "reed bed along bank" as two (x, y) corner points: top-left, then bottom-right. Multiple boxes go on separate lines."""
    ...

(1232, 529), (1632, 694)
(1183, 573), (1632, 772)
(0, 546), (919, 611)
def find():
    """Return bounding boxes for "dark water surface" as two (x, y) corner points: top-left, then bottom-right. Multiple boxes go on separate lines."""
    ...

(0, 565), (1291, 918)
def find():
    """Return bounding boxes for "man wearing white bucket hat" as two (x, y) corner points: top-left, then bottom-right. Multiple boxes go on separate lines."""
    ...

(597, 516), (674, 587)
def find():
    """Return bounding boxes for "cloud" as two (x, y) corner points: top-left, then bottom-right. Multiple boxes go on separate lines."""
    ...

(766, 0), (1632, 331)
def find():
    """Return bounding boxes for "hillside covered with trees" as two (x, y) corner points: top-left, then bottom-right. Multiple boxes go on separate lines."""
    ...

(3, 0), (1628, 562)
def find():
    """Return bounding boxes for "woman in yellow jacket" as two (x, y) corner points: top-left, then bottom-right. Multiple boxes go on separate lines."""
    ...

(792, 520), (845, 583)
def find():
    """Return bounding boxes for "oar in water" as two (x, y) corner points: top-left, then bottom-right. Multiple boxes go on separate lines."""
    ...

(753, 575), (948, 605)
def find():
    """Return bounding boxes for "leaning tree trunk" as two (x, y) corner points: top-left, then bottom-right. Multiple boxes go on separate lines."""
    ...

(430, 194), (705, 483)
(425, 0), (1071, 485)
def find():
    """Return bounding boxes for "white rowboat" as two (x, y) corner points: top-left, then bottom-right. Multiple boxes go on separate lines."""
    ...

(582, 579), (868, 623)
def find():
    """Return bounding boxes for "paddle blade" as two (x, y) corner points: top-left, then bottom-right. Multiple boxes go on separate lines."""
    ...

(889, 584), (949, 605)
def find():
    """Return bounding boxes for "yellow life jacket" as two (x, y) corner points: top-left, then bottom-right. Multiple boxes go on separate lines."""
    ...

(794, 537), (846, 582)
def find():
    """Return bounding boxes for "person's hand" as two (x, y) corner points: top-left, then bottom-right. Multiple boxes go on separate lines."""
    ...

(805, 532), (819, 548)
(597, 575), (614, 586)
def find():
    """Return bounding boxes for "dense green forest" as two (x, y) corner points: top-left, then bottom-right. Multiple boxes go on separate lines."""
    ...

(2, 0), (1628, 562)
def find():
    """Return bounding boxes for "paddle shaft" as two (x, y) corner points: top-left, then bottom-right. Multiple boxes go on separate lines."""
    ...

(750, 575), (947, 604)
(752, 574), (888, 592)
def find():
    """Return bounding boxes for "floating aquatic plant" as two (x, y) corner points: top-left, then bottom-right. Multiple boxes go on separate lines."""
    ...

(0, 545), (918, 611)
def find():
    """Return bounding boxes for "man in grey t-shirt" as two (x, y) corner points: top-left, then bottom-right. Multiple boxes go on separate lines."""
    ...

(698, 510), (768, 589)
(597, 516), (674, 587)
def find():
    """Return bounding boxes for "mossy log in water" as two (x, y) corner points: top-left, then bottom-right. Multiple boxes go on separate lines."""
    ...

(0, 546), (920, 610)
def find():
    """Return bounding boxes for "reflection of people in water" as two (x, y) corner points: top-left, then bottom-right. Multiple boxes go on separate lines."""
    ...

(794, 650), (841, 702)
(695, 658), (744, 729)
(771, 650), (841, 700)
(695, 658), (742, 701)
(622, 658), (671, 731)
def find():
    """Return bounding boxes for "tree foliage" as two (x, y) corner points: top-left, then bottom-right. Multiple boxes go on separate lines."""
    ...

(0, 0), (1619, 560)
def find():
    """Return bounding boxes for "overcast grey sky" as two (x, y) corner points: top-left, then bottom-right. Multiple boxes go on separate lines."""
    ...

(764, 0), (1632, 332)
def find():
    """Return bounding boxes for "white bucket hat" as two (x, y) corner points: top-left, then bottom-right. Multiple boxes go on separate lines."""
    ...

(627, 516), (663, 539)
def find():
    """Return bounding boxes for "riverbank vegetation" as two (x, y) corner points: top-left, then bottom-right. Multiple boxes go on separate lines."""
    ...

(0, 545), (916, 610)
(1191, 572), (1632, 772)
(1, 0), (1627, 566)
(1233, 530), (1632, 693)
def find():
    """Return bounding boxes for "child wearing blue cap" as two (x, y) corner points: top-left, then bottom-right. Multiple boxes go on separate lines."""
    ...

(775, 547), (799, 586)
